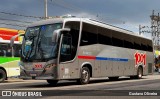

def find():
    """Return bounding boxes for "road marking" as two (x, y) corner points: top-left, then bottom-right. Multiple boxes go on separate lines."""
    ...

(0, 80), (45, 85)
(3, 75), (160, 91)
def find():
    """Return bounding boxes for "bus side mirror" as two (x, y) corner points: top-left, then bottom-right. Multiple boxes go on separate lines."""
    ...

(10, 34), (24, 47)
(52, 28), (70, 42)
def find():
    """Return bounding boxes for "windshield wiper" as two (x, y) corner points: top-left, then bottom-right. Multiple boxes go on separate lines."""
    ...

(37, 38), (45, 61)
(24, 35), (36, 61)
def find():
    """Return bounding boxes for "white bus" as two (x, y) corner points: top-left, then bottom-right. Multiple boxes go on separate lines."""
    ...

(0, 40), (21, 82)
(11, 17), (154, 85)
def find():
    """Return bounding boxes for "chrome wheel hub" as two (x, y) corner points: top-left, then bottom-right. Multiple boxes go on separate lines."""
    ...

(82, 70), (88, 82)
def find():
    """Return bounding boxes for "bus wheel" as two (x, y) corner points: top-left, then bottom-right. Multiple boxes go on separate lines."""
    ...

(130, 67), (143, 79)
(136, 67), (143, 79)
(0, 69), (6, 83)
(130, 76), (136, 79)
(47, 80), (58, 86)
(108, 77), (119, 81)
(77, 67), (90, 85)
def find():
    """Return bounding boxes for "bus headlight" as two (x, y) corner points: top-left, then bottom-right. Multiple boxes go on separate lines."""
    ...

(19, 61), (25, 69)
(45, 64), (56, 70)
(20, 65), (25, 70)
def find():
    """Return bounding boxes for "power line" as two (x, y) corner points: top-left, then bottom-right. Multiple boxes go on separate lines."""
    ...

(49, 0), (125, 24)
(94, 14), (126, 24)
(0, 22), (27, 27)
(50, 0), (74, 11)
(0, 11), (43, 19)
(56, 0), (81, 11)
(50, 0), (81, 12)
(0, 18), (32, 24)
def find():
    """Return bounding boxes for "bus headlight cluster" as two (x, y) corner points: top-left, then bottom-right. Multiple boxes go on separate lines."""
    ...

(19, 61), (24, 66)
(20, 65), (25, 70)
(45, 64), (56, 70)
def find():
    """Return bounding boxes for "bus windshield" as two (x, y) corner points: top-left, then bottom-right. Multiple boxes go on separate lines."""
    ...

(22, 23), (62, 61)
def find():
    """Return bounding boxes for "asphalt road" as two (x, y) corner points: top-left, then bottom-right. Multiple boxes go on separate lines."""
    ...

(1, 74), (160, 99)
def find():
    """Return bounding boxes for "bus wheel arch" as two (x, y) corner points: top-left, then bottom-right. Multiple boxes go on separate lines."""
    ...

(77, 63), (92, 84)
(81, 63), (92, 77)
(0, 67), (7, 83)
(137, 65), (143, 79)
(130, 65), (143, 79)
(46, 80), (58, 86)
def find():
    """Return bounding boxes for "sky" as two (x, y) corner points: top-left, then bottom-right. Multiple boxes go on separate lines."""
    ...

(0, 0), (160, 38)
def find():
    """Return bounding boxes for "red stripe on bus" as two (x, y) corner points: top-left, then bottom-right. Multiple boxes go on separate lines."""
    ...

(78, 55), (96, 60)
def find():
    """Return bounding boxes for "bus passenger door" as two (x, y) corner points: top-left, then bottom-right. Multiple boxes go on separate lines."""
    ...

(59, 34), (79, 79)
(60, 34), (72, 62)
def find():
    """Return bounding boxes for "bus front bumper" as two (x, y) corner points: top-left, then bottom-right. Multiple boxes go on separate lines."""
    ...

(20, 76), (55, 80)
(20, 69), (57, 80)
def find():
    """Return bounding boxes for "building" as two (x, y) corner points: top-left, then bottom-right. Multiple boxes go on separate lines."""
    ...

(0, 28), (25, 42)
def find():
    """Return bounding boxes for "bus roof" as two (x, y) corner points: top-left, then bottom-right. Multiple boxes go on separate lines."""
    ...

(28, 17), (152, 41)
(28, 18), (64, 27)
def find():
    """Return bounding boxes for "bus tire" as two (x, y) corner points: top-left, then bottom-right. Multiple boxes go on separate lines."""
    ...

(77, 67), (90, 85)
(0, 69), (6, 83)
(130, 67), (143, 79)
(136, 67), (143, 79)
(130, 76), (136, 79)
(108, 76), (119, 81)
(47, 80), (58, 86)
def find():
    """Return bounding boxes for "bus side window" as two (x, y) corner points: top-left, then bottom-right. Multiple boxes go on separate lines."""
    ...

(80, 31), (97, 46)
(0, 50), (4, 56)
(0, 44), (10, 57)
(14, 44), (21, 57)
(6, 50), (11, 57)
(7, 45), (11, 57)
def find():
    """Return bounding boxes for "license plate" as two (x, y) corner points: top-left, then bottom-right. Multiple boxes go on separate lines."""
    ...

(30, 73), (37, 76)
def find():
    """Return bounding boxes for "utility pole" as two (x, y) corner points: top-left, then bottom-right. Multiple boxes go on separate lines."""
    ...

(139, 25), (142, 35)
(44, 0), (48, 19)
(139, 25), (149, 36)
(150, 10), (160, 50)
